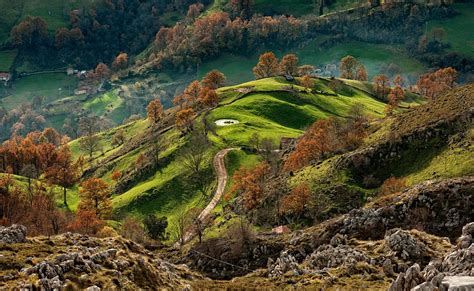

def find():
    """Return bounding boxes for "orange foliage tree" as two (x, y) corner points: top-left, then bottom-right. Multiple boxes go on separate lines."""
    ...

(253, 52), (279, 79)
(280, 54), (299, 76)
(202, 70), (226, 89)
(231, 162), (271, 210)
(356, 65), (368, 81)
(373, 74), (390, 98)
(280, 183), (311, 220)
(175, 108), (196, 133)
(79, 178), (112, 219)
(284, 116), (367, 172)
(198, 87), (219, 107)
(112, 52), (128, 70)
(339, 55), (359, 79)
(147, 99), (164, 125)
(417, 67), (457, 99)
(68, 209), (105, 235)
(44, 145), (79, 206)
(173, 80), (202, 108)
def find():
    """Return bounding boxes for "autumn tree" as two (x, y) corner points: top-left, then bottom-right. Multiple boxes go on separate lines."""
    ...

(253, 52), (279, 79)
(279, 54), (299, 76)
(112, 52), (128, 70)
(68, 209), (105, 235)
(284, 117), (367, 172)
(393, 75), (405, 87)
(10, 16), (48, 48)
(297, 65), (315, 77)
(111, 171), (122, 183)
(231, 162), (271, 211)
(79, 134), (101, 158)
(339, 55), (359, 79)
(176, 108), (195, 133)
(356, 65), (368, 81)
(147, 99), (164, 125)
(198, 87), (219, 108)
(280, 183), (311, 221)
(202, 70), (226, 89)
(373, 74), (390, 98)
(44, 145), (79, 206)
(79, 178), (112, 219)
(173, 81), (202, 108)
(94, 63), (111, 81)
(300, 75), (313, 91)
(417, 67), (457, 99)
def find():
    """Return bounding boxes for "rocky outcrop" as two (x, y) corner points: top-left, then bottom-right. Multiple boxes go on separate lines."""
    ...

(0, 224), (27, 244)
(333, 84), (474, 184)
(385, 229), (427, 260)
(306, 244), (369, 270)
(389, 222), (474, 291)
(340, 177), (474, 240)
(1, 229), (200, 290)
(267, 251), (302, 277)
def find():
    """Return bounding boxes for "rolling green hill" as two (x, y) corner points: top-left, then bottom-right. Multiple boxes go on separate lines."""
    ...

(63, 76), (422, 239)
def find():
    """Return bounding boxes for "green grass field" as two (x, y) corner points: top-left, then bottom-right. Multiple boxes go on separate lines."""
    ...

(427, 3), (474, 58)
(198, 38), (426, 85)
(0, 50), (17, 71)
(207, 77), (392, 146)
(0, 73), (77, 110)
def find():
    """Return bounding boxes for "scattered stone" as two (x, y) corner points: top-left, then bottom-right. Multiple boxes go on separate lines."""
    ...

(267, 251), (302, 277)
(0, 224), (27, 244)
(389, 263), (425, 291)
(385, 229), (426, 260)
(307, 244), (369, 270)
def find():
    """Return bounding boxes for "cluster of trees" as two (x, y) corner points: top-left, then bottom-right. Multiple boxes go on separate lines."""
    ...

(416, 67), (457, 99)
(230, 162), (271, 211)
(284, 106), (367, 172)
(148, 12), (308, 71)
(0, 104), (47, 142)
(339, 55), (368, 81)
(10, 0), (209, 68)
(252, 52), (314, 79)
(171, 70), (225, 132)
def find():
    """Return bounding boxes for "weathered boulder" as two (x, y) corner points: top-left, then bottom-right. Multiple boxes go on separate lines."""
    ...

(307, 244), (369, 270)
(389, 263), (425, 291)
(385, 229), (427, 260)
(0, 224), (27, 244)
(267, 251), (302, 277)
(441, 244), (474, 276)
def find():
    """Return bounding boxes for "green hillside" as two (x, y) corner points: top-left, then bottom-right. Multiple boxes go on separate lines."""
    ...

(64, 77), (423, 239)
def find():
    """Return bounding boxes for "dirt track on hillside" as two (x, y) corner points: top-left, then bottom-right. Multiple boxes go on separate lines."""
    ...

(180, 148), (237, 244)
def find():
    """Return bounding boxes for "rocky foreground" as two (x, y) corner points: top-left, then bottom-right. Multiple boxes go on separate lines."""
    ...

(0, 225), (203, 290)
(1, 177), (473, 290)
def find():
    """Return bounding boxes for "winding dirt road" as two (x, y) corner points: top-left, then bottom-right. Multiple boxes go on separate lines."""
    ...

(181, 148), (237, 244)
